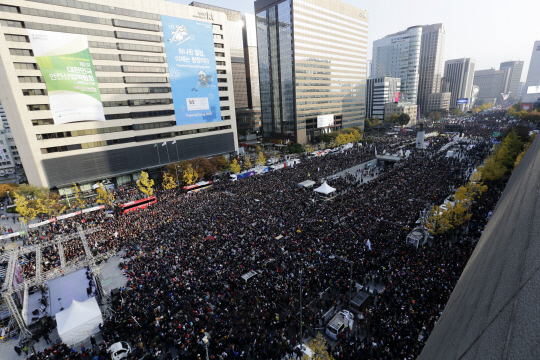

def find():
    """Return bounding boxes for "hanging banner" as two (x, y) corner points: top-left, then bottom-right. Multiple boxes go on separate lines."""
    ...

(161, 16), (221, 125)
(27, 30), (105, 125)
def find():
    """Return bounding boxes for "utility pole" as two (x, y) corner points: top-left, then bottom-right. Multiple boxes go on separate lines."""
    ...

(299, 269), (303, 347)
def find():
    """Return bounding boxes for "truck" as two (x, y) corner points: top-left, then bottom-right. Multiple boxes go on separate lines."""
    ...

(108, 342), (131, 360)
(326, 310), (354, 340)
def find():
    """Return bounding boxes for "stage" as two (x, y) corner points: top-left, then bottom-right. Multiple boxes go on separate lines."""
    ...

(26, 269), (97, 325)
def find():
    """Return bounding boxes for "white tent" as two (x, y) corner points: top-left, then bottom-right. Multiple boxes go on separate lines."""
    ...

(314, 181), (336, 195)
(56, 297), (103, 345)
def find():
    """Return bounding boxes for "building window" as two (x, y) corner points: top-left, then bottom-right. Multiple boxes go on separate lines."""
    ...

(14, 62), (38, 70)
(9, 48), (33, 56)
(19, 76), (44, 83)
(215, 52), (225, 57)
(5, 34), (29, 42)
(212, 24), (222, 31)
(218, 87), (228, 91)
(27, 104), (49, 111)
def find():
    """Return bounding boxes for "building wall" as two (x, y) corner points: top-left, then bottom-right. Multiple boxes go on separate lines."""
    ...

(426, 92), (451, 111)
(243, 14), (261, 109)
(499, 61), (523, 100)
(417, 24), (445, 115)
(255, 0), (368, 144)
(522, 41), (540, 104)
(0, 0), (238, 188)
(443, 58), (476, 109)
(372, 26), (422, 104)
(473, 68), (511, 100)
(384, 103), (417, 120)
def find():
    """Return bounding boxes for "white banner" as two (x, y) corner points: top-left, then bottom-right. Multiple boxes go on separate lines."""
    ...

(56, 211), (82, 220)
(82, 205), (105, 213)
(27, 29), (105, 125)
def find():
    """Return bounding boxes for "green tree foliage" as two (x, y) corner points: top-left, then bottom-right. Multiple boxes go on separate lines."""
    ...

(389, 113), (399, 124)
(287, 143), (304, 153)
(398, 113), (411, 126)
(479, 156), (507, 181)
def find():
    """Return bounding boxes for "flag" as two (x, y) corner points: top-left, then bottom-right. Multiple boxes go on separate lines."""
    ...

(154, 143), (157, 147)
(366, 240), (372, 251)
(162, 141), (167, 146)
(375, 147), (377, 157)
(172, 139), (176, 144)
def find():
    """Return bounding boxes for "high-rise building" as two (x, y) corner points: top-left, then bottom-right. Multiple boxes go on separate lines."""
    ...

(365, 77), (400, 120)
(243, 14), (261, 109)
(522, 41), (540, 105)
(426, 92), (451, 112)
(189, 2), (248, 109)
(442, 58), (476, 109)
(0, 0), (238, 190)
(517, 81), (525, 100)
(372, 26), (422, 104)
(473, 68), (511, 105)
(0, 101), (20, 175)
(255, 0), (368, 144)
(417, 24), (445, 115)
(499, 61), (524, 101)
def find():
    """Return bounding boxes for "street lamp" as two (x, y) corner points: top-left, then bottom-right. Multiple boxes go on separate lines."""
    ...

(202, 334), (210, 360)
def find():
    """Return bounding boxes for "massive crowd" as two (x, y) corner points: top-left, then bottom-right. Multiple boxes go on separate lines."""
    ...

(5, 114), (518, 360)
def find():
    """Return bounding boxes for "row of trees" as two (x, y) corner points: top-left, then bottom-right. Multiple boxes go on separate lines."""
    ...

(479, 128), (534, 181)
(386, 113), (411, 126)
(426, 172), (488, 234)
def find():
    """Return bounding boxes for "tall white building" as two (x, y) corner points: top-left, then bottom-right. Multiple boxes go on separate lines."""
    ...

(365, 77), (400, 120)
(499, 61), (524, 101)
(371, 26), (422, 104)
(417, 24), (445, 115)
(0, 0), (238, 190)
(442, 58), (476, 109)
(522, 41), (540, 105)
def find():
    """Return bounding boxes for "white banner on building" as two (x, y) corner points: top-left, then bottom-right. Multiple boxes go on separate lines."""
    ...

(27, 30), (105, 125)
(317, 114), (335, 128)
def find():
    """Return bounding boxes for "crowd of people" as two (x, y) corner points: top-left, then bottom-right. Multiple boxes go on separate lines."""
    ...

(6, 115), (519, 360)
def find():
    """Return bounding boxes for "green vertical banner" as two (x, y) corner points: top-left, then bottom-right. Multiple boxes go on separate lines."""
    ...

(28, 29), (105, 125)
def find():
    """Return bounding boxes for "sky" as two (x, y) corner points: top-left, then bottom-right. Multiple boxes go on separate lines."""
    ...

(171, 0), (538, 82)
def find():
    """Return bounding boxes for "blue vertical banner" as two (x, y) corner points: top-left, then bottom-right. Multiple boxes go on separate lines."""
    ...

(161, 16), (221, 125)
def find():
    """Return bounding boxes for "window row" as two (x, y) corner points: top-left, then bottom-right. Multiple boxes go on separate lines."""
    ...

(19, 6), (112, 26)
(105, 109), (174, 120)
(115, 31), (162, 43)
(9, 48), (33, 56)
(99, 87), (170, 95)
(218, 87), (228, 91)
(28, 0), (161, 21)
(41, 126), (232, 154)
(113, 19), (160, 32)
(27, 104), (49, 111)
(96, 77), (169, 84)
(19, 76), (44, 83)
(14, 62), (38, 70)
(117, 42), (163, 53)
(23, 89), (48, 96)
(5, 34), (29, 42)
(37, 125), (134, 139)
(102, 98), (173, 108)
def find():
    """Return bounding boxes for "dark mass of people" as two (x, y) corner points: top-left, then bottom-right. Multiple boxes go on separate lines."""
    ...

(5, 112), (523, 360)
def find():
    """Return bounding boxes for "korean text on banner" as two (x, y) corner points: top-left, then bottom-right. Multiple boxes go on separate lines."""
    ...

(27, 29), (105, 125)
(161, 16), (221, 125)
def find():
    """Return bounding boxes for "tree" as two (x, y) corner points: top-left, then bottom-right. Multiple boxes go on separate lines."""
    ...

(191, 157), (217, 178)
(389, 113), (399, 125)
(255, 145), (263, 154)
(256, 152), (266, 166)
(487, 102), (493, 108)
(183, 164), (197, 185)
(398, 113), (410, 126)
(287, 143), (303, 153)
(210, 156), (229, 171)
(426, 205), (454, 235)
(14, 184), (55, 219)
(243, 156), (253, 170)
(162, 173), (177, 190)
(95, 183), (115, 206)
(137, 171), (155, 196)
(452, 108), (462, 116)
(304, 144), (315, 153)
(72, 183), (87, 208)
(302, 333), (334, 360)
(13, 191), (39, 226)
(479, 156), (507, 181)
(512, 102), (522, 112)
(372, 117), (381, 126)
(0, 183), (18, 198)
(336, 133), (348, 146)
(514, 134), (536, 170)
(428, 111), (442, 122)
(38, 192), (67, 218)
(230, 158), (241, 174)
(364, 118), (372, 128)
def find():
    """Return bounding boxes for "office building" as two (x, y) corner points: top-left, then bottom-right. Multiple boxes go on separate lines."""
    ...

(0, 0), (238, 190)
(426, 92), (451, 112)
(0, 101), (20, 175)
(384, 102), (418, 122)
(372, 26), (422, 104)
(255, 0), (368, 144)
(442, 58), (476, 109)
(499, 61), (523, 101)
(365, 77), (400, 120)
(473, 68), (511, 105)
(517, 82), (525, 100)
(522, 41), (540, 105)
(417, 24), (445, 115)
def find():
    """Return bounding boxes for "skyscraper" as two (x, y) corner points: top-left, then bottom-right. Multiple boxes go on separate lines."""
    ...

(371, 26), (422, 104)
(417, 24), (445, 115)
(499, 61), (524, 101)
(243, 14), (261, 109)
(365, 77), (400, 120)
(442, 58), (476, 109)
(255, 0), (368, 144)
(522, 41), (540, 105)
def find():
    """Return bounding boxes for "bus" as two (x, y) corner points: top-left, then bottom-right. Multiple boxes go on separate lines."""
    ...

(119, 196), (157, 214)
(183, 181), (213, 193)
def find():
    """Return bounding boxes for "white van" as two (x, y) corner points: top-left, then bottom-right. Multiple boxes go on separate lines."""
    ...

(326, 310), (353, 340)
(108, 342), (131, 360)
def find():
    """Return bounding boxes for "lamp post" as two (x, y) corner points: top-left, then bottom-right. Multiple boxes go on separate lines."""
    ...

(202, 334), (210, 360)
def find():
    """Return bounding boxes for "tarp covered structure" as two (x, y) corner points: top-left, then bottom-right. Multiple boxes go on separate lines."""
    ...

(298, 180), (316, 188)
(314, 182), (336, 195)
(56, 297), (103, 345)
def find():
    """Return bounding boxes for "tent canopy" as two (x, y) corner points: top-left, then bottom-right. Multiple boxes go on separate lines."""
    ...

(56, 297), (103, 345)
(314, 181), (336, 195)
(298, 180), (316, 188)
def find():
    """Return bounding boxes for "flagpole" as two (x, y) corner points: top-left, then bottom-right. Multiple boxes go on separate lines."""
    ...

(156, 142), (162, 172)
(174, 140), (180, 162)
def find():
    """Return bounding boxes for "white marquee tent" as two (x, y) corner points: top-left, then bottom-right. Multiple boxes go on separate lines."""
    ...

(314, 182), (336, 195)
(56, 297), (103, 345)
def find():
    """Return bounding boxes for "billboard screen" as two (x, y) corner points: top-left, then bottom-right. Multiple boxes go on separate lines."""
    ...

(457, 98), (469, 104)
(28, 30), (105, 125)
(526, 85), (540, 94)
(317, 114), (334, 128)
(161, 16), (221, 125)
(395, 91), (399, 102)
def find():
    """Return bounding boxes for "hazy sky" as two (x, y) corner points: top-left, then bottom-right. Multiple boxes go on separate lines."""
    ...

(172, 0), (538, 81)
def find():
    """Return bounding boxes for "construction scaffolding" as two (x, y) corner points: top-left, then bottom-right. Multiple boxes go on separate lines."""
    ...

(1, 225), (115, 337)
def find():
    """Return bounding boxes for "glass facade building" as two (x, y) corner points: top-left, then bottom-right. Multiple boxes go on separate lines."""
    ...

(255, 0), (368, 144)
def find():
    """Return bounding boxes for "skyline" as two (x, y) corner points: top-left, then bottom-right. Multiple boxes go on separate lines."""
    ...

(172, 0), (537, 83)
